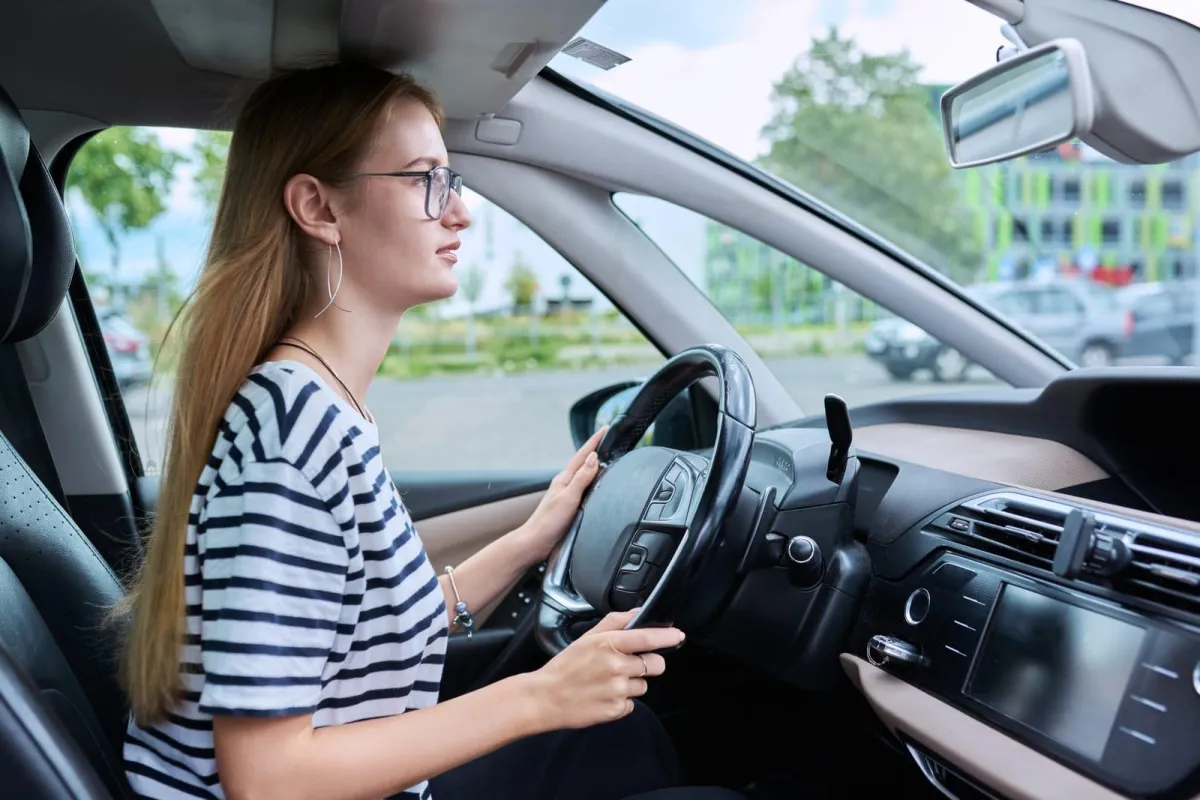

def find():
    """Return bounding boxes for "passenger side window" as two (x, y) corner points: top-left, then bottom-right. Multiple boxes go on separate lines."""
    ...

(613, 194), (1004, 401)
(66, 126), (663, 474)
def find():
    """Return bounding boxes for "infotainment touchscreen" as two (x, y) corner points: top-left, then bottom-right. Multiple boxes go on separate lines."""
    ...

(965, 583), (1146, 761)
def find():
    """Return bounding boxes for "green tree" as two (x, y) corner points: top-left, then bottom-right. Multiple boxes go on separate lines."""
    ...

(192, 130), (232, 212)
(66, 127), (180, 300)
(759, 29), (982, 282)
(505, 252), (539, 313)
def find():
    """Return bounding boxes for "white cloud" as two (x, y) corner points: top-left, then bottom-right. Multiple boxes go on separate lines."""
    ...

(579, 0), (1009, 161)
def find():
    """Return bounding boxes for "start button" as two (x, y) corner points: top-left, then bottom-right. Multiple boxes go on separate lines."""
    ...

(905, 587), (931, 625)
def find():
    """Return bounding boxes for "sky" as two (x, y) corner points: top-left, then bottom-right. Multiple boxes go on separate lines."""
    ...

(69, 0), (1199, 316)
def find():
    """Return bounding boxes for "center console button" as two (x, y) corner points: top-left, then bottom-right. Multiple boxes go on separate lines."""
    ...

(904, 587), (930, 625)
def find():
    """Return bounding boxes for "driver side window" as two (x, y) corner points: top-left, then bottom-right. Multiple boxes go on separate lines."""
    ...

(65, 124), (664, 474)
(613, 194), (1004, 399)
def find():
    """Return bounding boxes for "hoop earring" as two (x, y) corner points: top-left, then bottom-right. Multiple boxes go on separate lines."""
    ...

(315, 241), (348, 318)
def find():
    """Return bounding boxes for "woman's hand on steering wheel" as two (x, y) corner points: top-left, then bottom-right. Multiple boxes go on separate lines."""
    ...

(528, 608), (683, 731)
(521, 426), (607, 562)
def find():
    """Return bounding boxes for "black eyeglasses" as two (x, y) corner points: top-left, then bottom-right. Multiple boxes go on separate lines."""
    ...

(351, 164), (464, 220)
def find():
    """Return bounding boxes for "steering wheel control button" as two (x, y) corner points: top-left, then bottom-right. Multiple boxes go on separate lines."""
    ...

(615, 564), (659, 593)
(904, 588), (931, 626)
(634, 531), (676, 566)
(621, 547), (647, 571)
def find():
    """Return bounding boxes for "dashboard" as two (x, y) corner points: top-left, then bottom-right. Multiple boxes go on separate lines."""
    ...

(701, 368), (1200, 800)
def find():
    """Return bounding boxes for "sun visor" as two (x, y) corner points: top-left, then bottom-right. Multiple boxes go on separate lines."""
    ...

(147, 0), (341, 76)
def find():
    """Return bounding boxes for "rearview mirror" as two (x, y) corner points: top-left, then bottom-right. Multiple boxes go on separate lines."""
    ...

(941, 38), (1095, 169)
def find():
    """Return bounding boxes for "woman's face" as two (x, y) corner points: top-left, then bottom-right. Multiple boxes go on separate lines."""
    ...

(336, 97), (471, 314)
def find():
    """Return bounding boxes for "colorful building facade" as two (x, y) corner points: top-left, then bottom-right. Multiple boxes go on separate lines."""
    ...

(963, 143), (1200, 284)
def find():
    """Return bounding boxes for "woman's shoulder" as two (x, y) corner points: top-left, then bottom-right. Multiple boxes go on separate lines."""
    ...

(218, 360), (374, 486)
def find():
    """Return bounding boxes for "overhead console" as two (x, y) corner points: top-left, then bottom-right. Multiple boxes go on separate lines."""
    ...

(851, 489), (1200, 798)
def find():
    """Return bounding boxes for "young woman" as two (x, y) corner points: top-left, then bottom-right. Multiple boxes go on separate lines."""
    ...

(116, 61), (743, 800)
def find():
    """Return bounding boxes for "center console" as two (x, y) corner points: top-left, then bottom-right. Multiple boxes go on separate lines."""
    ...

(850, 553), (1200, 798)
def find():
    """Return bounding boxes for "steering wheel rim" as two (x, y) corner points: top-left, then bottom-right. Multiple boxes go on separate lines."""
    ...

(535, 344), (756, 655)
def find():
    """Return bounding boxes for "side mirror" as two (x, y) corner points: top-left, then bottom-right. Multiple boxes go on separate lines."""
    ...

(941, 38), (1096, 169)
(568, 380), (717, 453)
(568, 380), (642, 450)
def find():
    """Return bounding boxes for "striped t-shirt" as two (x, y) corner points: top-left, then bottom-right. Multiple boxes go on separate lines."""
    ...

(123, 360), (449, 799)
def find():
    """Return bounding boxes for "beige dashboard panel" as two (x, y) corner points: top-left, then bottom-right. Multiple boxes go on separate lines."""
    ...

(855, 423), (1108, 490)
(841, 654), (1126, 800)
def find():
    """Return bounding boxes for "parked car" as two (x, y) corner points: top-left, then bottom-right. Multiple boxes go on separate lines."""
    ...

(863, 313), (972, 381)
(99, 311), (152, 389)
(866, 277), (1130, 381)
(1115, 280), (1196, 365)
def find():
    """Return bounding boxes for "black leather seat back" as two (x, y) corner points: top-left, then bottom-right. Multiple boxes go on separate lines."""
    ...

(0, 81), (131, 798)
(0, 639), (111, 799)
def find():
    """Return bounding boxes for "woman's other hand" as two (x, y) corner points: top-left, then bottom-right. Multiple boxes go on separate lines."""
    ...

(530, 609), (683, 730)
(520, 425), (607, 561)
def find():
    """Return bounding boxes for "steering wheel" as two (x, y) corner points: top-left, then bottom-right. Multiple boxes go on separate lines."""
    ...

(535, 344), (757, 655)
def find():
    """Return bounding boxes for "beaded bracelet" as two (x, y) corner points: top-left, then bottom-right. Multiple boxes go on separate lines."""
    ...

(443, 565), (474, 637)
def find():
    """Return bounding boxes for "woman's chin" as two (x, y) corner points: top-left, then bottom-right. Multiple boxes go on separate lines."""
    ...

(413, 274), (459, 305)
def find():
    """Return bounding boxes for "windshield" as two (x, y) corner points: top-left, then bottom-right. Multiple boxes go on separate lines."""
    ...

(548, 0), (1200, 370)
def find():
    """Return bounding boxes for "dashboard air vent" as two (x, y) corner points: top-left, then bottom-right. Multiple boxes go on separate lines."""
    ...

(931, 492), (1068, 569)
(1109, 522), (1200, 614)
(934, 491), (1200, 616)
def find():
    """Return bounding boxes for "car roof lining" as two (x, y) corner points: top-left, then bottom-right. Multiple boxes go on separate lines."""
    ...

(0, 0), (606, 128)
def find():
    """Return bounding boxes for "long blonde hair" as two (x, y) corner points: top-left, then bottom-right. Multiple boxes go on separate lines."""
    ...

(117, 61), (444, 724)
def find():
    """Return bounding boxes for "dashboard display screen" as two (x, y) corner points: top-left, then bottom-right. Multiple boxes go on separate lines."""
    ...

(966, 584), (1146, 760)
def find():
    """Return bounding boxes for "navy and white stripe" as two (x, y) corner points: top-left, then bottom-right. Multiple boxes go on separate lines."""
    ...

(125, 360), (448, 800)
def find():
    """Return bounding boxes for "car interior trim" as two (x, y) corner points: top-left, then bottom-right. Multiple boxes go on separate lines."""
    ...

(841, 654), (1128, 800)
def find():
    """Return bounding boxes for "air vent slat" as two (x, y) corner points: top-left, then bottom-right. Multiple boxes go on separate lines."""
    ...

(977, 507), (1064, 536)
(1126, 543), (1200, 573)
(932, 492), (1065, 570)
(950, 528), (1054, 567)
(1122, 578), (1200, 610)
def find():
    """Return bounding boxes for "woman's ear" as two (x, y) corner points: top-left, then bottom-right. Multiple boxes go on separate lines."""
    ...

(283, 173), (340, 245)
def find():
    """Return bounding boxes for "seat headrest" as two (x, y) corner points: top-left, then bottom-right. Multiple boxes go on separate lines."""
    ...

(0, 83), (76, 344)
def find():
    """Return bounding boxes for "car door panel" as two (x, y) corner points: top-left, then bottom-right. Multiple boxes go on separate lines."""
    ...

(393, 469), (556, 521)
(393, 474), (553, 701)
(399, 482), (547, 625)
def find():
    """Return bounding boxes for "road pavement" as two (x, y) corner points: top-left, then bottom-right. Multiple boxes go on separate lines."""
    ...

(122, 354), (1001, 473)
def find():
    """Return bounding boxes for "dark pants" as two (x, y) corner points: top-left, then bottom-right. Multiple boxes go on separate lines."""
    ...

(428, 701), (744, 800)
